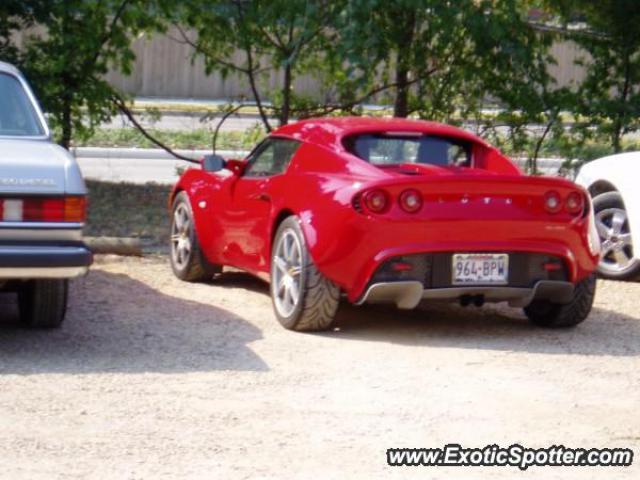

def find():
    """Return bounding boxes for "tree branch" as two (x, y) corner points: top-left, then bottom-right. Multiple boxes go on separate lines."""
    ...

(530, 115), (556, 174)
(90, 0), (131, 66)
(172, 25), (250, 74)
(212, 104), (244, 153)
(295, 68), (438, 119)
(244, 44), (273, 132)
(111, 93), (200, 163)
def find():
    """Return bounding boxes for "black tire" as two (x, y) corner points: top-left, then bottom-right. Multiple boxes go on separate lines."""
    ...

(592, 191), (640, 280)
(270, 216), (340, 331)
(170, 192), (221, 282)
(18, 279), (68, 328)
(524, 274), (596, 328)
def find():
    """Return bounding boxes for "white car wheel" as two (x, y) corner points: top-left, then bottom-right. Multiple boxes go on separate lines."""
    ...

(593, 192), (640, 280)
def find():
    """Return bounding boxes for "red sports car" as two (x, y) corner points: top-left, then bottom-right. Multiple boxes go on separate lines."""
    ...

(169, 117), (600, 331)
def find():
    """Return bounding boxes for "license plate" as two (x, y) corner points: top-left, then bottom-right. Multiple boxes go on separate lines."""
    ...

(452, 253), (509, 285)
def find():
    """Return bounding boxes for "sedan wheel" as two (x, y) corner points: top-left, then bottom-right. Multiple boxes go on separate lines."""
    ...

(593, 191), (640, 280)
(18, 279), (68, 328)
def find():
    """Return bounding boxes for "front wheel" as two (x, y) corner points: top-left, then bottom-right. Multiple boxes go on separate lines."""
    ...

(170, 192), (220, 282)
(270, 216), (340, 331)
(18, 279), (68, 328)
(524, 274), (596, 328)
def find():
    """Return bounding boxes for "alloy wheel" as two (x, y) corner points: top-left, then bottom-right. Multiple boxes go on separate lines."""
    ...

(272, 229), (303, 317)
(595, 207), (635, 274)
(171, 203), (192, 270)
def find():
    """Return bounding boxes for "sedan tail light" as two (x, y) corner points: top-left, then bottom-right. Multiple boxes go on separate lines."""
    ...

(0, 196), (86, 223)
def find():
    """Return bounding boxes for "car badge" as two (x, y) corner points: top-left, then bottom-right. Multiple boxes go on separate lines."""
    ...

(0, 177), (57, 187)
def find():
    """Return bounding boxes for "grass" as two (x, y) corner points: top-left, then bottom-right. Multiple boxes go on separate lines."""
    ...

(73, 126), (263, 151)
(85, 180), (171, 248)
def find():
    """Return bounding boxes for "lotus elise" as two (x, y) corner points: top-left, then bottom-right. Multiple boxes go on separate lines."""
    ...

(169, 118), (600, 331)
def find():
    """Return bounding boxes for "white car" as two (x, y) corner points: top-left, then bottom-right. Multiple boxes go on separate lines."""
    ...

(575, 152), (640, 280)
(0, 61), (92, 327)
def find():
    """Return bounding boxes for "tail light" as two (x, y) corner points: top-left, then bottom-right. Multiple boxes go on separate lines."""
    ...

(362, 189), (390, 214)
(543, 190), (585, 216)
(543, 190), (562, 213)
(565, 191), (584, 215)
(0, 196), (86, 223)
(398, 189), (423, 213)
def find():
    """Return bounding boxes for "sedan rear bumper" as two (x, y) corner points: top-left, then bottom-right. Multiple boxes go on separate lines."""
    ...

(0, 245), (92, 279)
(357, 280), (575, 309)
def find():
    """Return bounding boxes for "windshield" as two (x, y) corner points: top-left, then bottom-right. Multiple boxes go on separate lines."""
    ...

(344, 133), (472, 167)
(0, 73), (45, 137)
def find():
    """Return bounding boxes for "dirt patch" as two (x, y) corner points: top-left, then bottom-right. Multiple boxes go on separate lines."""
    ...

(85, 181), (171, 249)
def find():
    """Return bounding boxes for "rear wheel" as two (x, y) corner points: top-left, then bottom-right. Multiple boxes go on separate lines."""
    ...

(170, 192), (220, 282)
(18, 279), (68, 328)
(593, 191), (640, 280)
(524, 274), (596, 328)
(271, 217), (340, 331)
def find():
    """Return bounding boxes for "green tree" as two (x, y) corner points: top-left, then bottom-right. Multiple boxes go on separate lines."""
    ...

(338, 0), (479, 119)
(339, 1), (554, 120)
(0, 1), (45, 62)
(18, 0), (170, 148)
(553, 0), (640, 152)
(339, 0), (568, 172)
(179, 0), (350, 131)
(470, 1), (571, 173)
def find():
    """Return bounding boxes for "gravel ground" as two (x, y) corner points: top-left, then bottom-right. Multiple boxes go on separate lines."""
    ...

(0, 255), (638, 480)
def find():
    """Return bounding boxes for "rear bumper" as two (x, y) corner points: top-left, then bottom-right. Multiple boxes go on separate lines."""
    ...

(357, 280), (575, 309)
(0, 245), (92, 279)
(304, 212), (599, 302)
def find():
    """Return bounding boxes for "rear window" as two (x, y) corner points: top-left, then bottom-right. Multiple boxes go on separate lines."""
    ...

(0, 73), (45, 137)
(344, 133), (472, 167)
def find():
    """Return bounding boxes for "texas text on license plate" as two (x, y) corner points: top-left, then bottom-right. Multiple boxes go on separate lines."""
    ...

(452, 253), (509, 285)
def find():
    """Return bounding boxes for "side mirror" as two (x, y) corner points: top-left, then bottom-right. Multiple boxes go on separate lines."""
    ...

(202, 154), (226, 172)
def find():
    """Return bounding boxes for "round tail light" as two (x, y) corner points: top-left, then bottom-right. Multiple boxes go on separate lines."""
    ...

(399, 189), (423, 213)
(363, 189), (390, 213)
(565, 191), (584, 215)
(544, 190), (562, 213)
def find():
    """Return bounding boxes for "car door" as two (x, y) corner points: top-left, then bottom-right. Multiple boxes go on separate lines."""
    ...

(221, 137), (300, 274)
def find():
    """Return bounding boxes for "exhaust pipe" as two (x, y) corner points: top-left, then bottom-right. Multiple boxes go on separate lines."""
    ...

(459, 294), (485, 307)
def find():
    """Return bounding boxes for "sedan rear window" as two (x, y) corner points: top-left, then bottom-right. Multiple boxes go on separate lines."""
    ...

(0, 73), (45, 137)
(344, 133), (471, 167)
